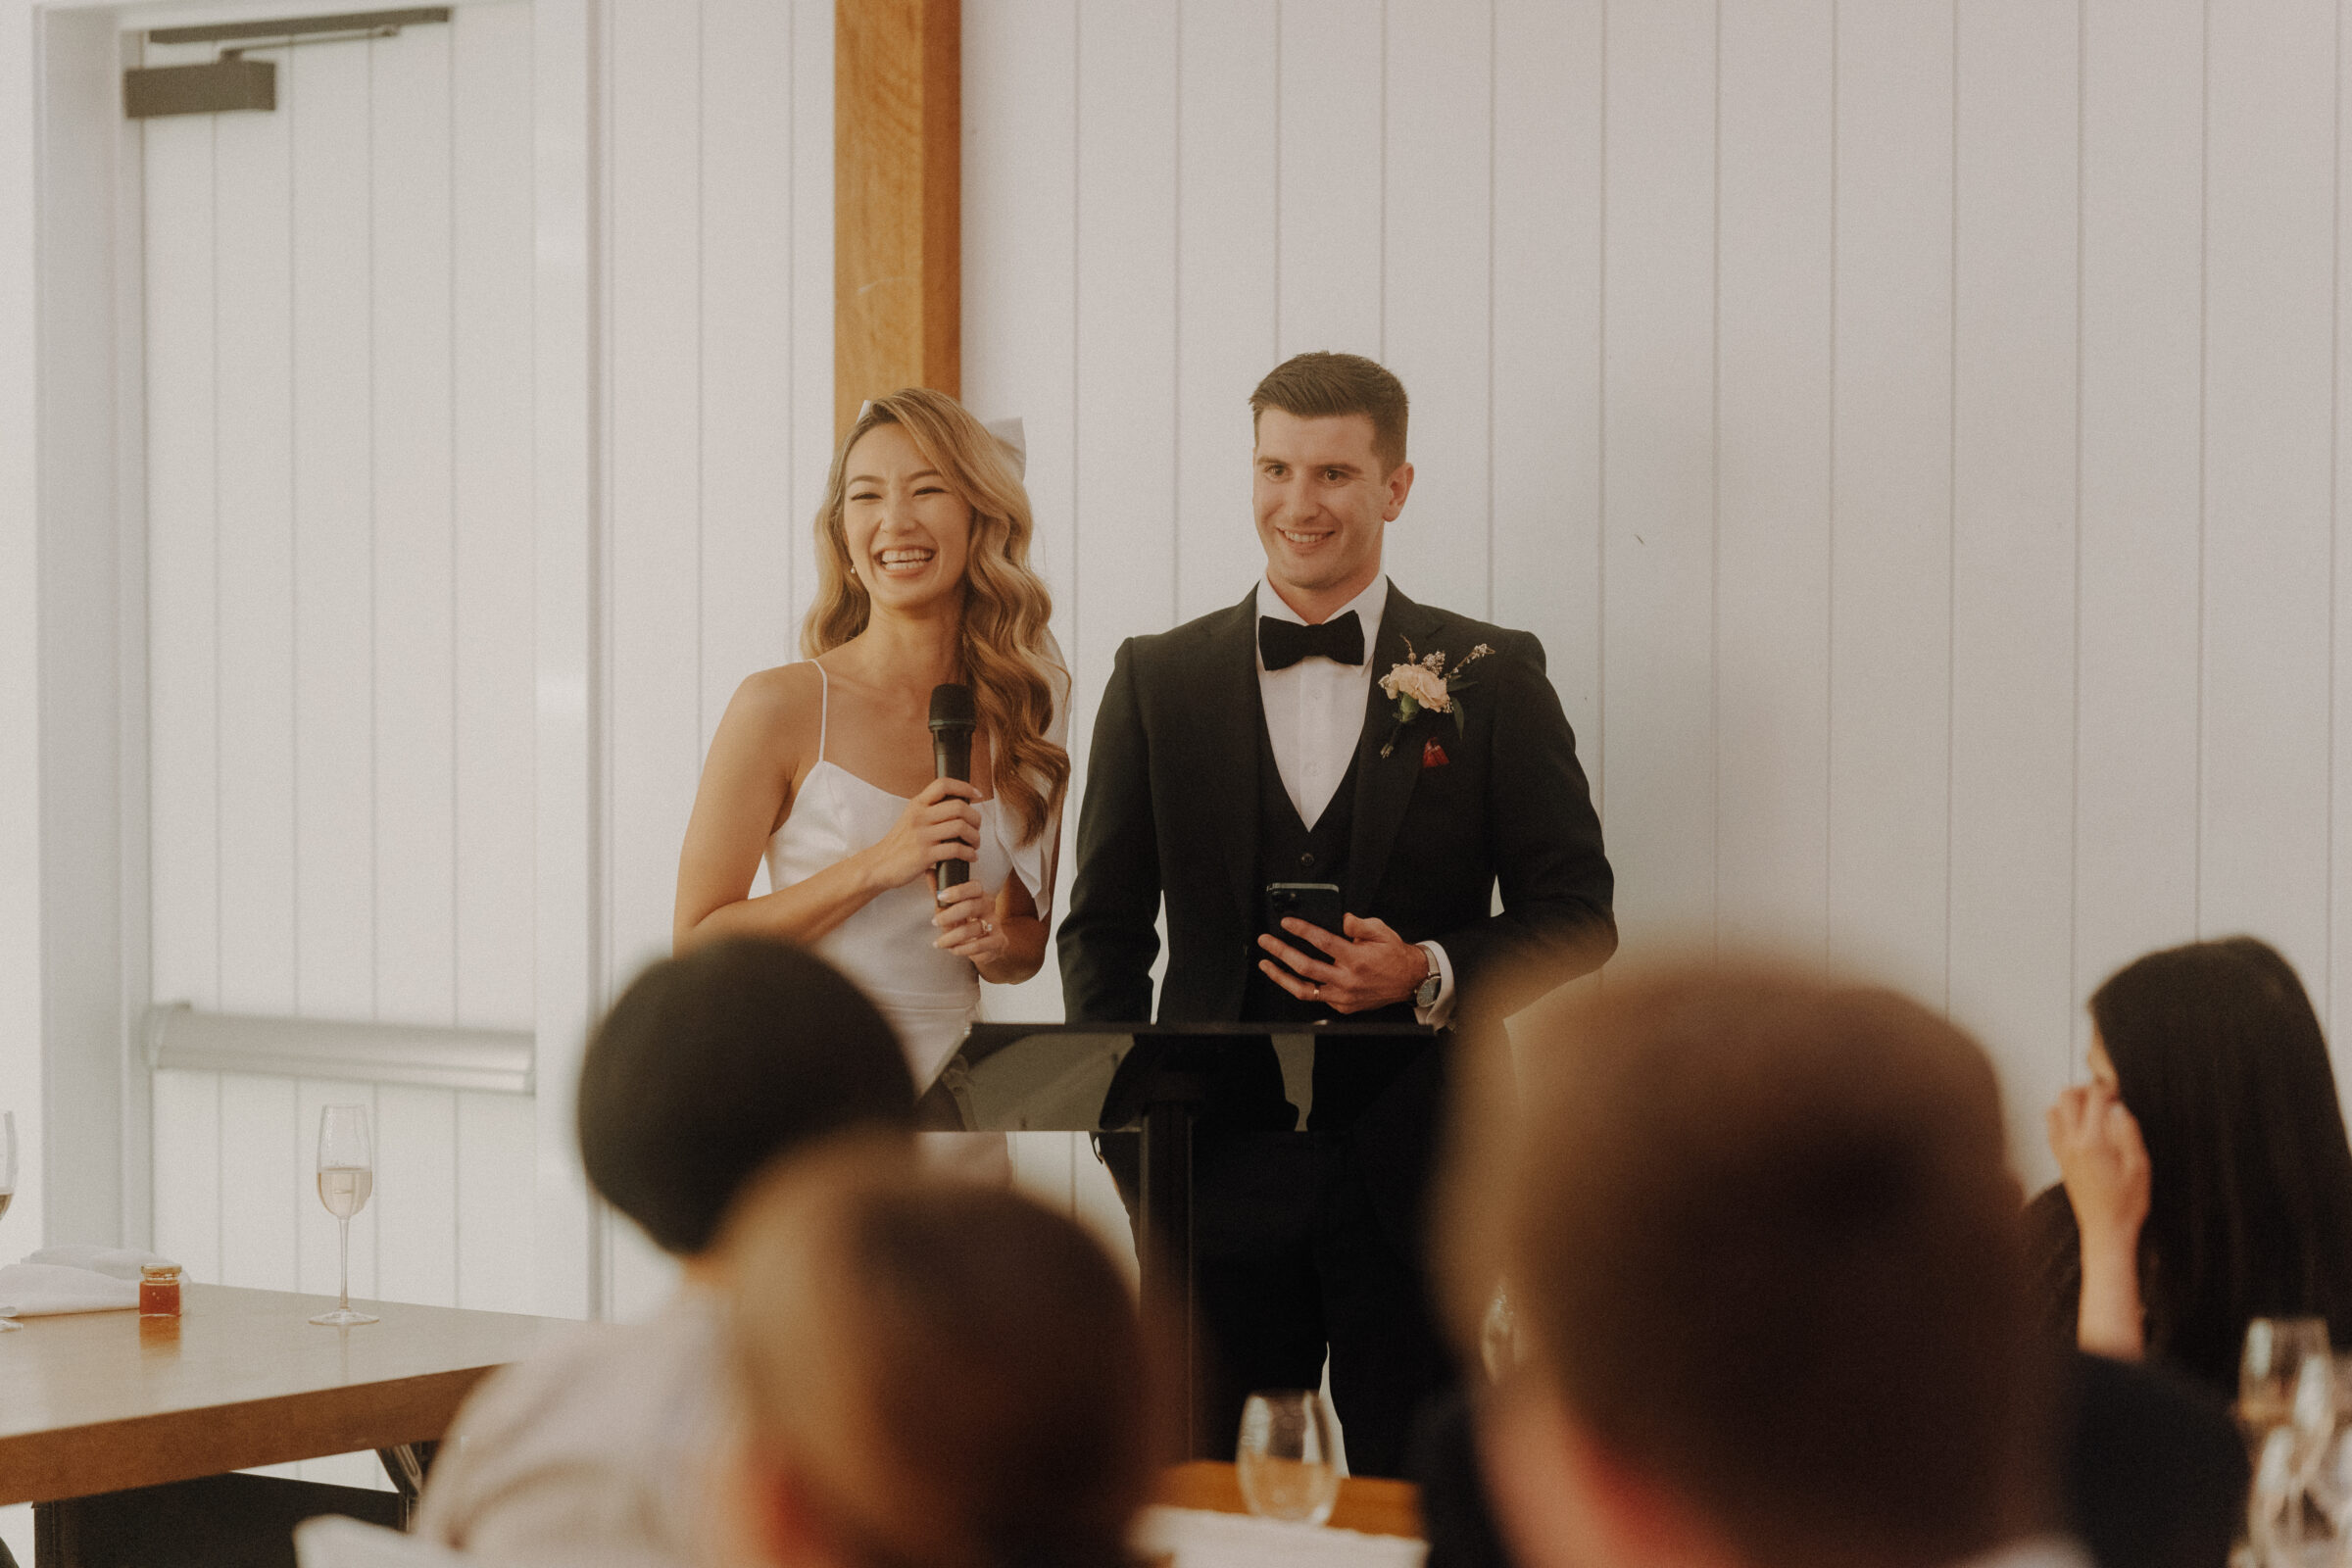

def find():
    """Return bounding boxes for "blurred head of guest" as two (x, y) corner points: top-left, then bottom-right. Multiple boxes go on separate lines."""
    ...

(2060, 936), (2352, 1389)
(577, 938), (915, 1262)
(1443, 962), (2055, 1568)
(414, 942), (916, 1568)
(724, 1142), (1162, 1568)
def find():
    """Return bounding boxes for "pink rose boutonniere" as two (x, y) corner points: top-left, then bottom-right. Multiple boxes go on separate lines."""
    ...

(1378, 639), (1494, 757)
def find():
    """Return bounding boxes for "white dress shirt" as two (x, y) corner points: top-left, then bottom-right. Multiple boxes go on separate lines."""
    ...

(1254, 574), (1455, 1026)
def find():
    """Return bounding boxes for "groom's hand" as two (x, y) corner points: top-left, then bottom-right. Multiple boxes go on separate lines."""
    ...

(1256, 914), (1427, 1013)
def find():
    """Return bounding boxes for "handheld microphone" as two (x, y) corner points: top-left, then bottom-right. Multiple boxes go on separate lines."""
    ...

(928, 683), (977, 895)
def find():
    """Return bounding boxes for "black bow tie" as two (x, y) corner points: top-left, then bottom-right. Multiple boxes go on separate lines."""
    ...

(1259, 612), (1365, 671)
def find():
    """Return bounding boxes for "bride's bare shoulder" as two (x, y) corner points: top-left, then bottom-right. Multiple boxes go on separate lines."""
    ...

(721, 662), (825, 747)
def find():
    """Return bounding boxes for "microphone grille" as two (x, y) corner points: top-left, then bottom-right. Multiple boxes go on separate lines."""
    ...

(928, 683), (977, 730)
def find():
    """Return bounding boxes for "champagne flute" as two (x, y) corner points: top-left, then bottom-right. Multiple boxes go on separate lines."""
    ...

(0, 1111), (19, 1332)
(308, 1104), (377, 1327)
(1236, 1389), (1341, 1527)
(2243, 1317), (2333, 1447)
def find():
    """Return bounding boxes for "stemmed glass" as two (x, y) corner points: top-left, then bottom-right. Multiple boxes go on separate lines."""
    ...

(0, 1111), (19, 1332)
(2241, 1317), (2335, 1564)
(2245, 1317), (2335, 1434)
(308, 1104), (377, 1327)
(1236, 1389), (1341, 1527)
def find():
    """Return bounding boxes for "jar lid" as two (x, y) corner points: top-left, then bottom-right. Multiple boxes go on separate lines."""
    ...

(140, 1262), (180, 1279)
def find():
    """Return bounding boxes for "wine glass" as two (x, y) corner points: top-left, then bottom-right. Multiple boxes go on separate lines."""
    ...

(2240, 1318), (2334, 1563)
(0, 1111), (19, 1332)
(308, 1104), (377, 1327)
(2305, 1364), (2352, 1561)
(2243, 1318), (2334, 1446)
(1236, 1389), (1341, 1527)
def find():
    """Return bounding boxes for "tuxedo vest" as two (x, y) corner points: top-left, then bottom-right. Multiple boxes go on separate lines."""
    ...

(1242, 710), (1361, 1025)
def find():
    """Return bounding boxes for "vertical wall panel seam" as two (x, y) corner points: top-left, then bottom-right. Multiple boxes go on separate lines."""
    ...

(1377, 0), (1387, 359)
(1594, 0), (1608, 820)
(212, 1076), (222, 1280)
(695, 0), (706, 765)
(1484, 0), (1495, 623)
(1824, 0), (1838, 946)
(368, 40), (381, 1023)
(2069, 0), (2086, 1069)
(1271, 0), (1281, 355)
(590, 0), (613, 1320)
(2330, 0), (2343, 1027)
(1070, 0), (1081, 680)
(2196, 0), (2210, 935)
(447, 23), (463, 1300)
(1171, 0), (1182, 628)
(1944, 0), (1958, 1011)
(448, 23), (462, 1035)
(1710, 0), (1723, 953)
(212, 111), (223, 1020)
(288, 49), (304, 1013)
(784, 0), (798, 627)
(594, 0), (620, 1318)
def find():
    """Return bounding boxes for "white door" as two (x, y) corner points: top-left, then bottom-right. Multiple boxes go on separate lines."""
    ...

(136, 0), (540, 1391)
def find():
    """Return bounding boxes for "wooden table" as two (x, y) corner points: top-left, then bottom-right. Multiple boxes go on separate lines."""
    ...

(1158, 1459), (1423, 1540)
(0, 1283), (564, 1507)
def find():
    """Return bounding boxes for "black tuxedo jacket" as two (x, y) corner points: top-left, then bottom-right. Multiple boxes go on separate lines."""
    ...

(1058, 583), (1615, 1242)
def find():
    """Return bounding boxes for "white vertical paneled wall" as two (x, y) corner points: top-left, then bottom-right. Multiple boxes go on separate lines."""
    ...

(963, 0), (2352, 1185)
(126, 0), (841, 1336)
(141, 6), (541, 1350)
(599, 0), (835, 1318)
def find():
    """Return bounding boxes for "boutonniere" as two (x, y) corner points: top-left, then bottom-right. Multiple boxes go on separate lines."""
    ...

(1378, 639), (1494, 757)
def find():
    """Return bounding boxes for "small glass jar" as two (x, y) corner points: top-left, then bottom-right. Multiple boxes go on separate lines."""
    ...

(139, 1262), (181, 1317)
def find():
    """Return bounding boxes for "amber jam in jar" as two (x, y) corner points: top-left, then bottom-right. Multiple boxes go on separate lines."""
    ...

(139, 1263), (182, 1317)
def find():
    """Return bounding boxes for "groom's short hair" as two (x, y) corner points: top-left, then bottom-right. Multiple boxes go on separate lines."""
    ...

(1250, 352), (1409, 475)
(577, 939), (915, 1254)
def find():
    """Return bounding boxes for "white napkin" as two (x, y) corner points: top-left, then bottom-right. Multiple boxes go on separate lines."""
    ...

(24, 1245), (174, 1281)
(1132, 1507), (1426, 1568)
(0, 1247), (179, 1317)
(296, 1517), (482, 1568)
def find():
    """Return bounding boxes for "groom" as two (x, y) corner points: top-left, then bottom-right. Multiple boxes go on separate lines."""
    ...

(1058, 352), (1615, 1475)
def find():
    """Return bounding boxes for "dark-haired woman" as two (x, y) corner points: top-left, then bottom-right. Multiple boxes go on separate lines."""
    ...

(2032, 936), (2352, 1396)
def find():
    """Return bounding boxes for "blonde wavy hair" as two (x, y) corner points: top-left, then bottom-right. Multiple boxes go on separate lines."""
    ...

(804, 389), (1068, 846)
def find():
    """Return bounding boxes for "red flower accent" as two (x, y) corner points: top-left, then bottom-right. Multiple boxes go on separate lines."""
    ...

(1422, 738), (1450, 769)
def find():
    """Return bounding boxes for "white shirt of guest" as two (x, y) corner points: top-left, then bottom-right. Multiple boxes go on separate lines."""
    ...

(1253, 572), (1454, 1026)
(1949, 1537), (2096, 1568)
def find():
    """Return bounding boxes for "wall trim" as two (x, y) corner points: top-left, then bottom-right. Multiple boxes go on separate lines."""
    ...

(144, 1003), (533, 1094)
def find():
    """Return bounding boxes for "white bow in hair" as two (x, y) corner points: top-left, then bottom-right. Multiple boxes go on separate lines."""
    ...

(984, 416), (1026, 480)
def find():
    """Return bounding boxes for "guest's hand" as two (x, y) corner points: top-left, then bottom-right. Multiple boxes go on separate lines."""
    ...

(931, 878), (1007, 966)
(2047, 1082), (2152, 1253)
(1256, 914), (1428, 1013)
(864, 778), (982, 891)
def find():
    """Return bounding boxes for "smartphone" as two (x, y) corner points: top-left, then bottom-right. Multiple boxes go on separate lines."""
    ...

(1265, 881), (1347, 942)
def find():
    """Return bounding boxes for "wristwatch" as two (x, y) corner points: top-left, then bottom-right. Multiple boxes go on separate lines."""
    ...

(1413, 943), (1444, 1010)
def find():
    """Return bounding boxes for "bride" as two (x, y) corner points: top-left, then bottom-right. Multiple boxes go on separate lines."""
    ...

(673, 389), (1068, 1090)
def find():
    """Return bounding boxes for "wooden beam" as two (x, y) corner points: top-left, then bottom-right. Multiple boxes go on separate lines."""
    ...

(835, 0), (959, 439)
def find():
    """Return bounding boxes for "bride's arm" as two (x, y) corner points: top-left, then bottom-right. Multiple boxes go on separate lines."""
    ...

(674, 669), (981, 954)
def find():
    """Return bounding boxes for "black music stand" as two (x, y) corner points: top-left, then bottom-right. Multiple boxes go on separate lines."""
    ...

(924, 1020), (1438, 1455)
